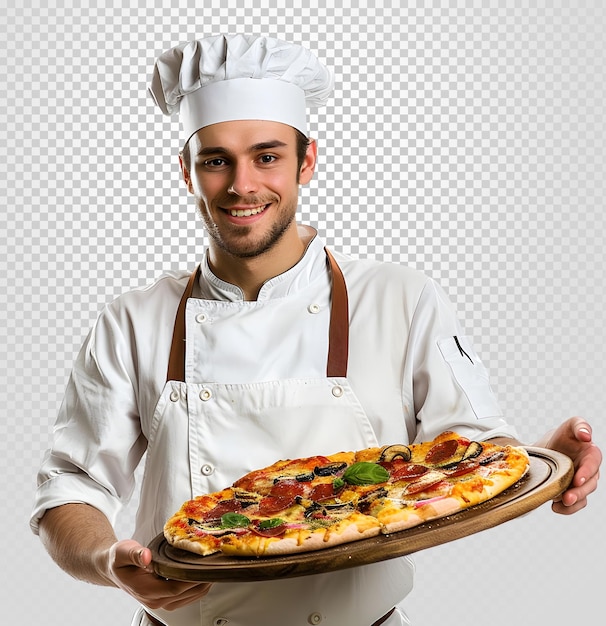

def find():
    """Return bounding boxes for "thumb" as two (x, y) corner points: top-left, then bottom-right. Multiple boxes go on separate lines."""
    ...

(113, 539), (152, 569)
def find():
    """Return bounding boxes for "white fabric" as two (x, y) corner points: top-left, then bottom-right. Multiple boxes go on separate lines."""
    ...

(136, 371), (409, 625)
(148, 34), (334, 140)
(31, 229), (518, 532)
(32, 228), (518, 625)
(133, 606), (412, 626)
(179, 77), (307, 141)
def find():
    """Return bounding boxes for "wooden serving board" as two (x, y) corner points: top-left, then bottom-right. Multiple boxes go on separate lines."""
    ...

(149, 447), (573, 582)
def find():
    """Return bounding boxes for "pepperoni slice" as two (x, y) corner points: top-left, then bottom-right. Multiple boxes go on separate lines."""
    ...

(444, 459), (479, 477)
(258, 495), (295, 516)
(425, 439), (459, 464)
(404, 475), (445, 495)
(270, 479), (306, 499)
(251, 523), (287, 537)
(390, 464), (430, 482)
(203, 499), (243, 522)
(309, 482), (342, 502)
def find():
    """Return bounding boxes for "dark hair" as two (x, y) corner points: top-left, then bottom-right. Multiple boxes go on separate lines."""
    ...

(180, 128), (311, 178)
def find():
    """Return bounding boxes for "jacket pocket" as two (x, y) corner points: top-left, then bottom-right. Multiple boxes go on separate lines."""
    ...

(437, 335), (503, 419)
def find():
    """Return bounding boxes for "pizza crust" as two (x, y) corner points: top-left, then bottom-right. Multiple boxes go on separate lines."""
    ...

(220, 514), (382, 557)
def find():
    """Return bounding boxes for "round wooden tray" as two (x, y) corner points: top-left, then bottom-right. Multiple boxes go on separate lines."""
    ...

(149, 447), (573, 582)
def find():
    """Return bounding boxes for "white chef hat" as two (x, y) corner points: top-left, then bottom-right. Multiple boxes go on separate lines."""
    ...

(149, 34), (334, 144)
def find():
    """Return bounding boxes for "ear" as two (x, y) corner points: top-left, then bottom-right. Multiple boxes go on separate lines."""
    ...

(298, 138), (318, 185)
(178, 152), (194, 194)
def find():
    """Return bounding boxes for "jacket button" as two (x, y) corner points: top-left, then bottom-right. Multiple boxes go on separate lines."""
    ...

(201, 464), (215, 476)
(169, 390), (180, 402)
(331, 385), (344, 398)
(308, 303), (321, 314)
(200, 388), (212, 401)
(196, 313), (209, 323)
(308, 613), (323, 624)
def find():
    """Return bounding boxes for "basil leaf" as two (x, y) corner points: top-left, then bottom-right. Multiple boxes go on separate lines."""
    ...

(342, 462), (389, 485)
(220, 513), (250, 528)
(258, 517), (284, 529)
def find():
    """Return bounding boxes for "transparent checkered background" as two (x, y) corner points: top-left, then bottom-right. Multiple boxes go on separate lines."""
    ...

(1, 2), (604, 625)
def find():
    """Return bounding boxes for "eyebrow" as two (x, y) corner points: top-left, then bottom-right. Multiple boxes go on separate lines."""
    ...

(196, 140), (288, 157)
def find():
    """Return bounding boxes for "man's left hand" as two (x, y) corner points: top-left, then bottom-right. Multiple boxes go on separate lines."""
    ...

(537, 417), (601, 515)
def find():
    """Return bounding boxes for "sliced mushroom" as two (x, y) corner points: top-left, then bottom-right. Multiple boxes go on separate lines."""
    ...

(379, 444), (412, 463)
(303, 500), (355, 519)
(233, 489), (261, 508)
(356, 487), (388, 512)
(462, 441), (483, 461)
(478, 450), (505, 465)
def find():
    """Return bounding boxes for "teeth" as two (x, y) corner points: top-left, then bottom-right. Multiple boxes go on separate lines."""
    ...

(229, 205), (266, 217)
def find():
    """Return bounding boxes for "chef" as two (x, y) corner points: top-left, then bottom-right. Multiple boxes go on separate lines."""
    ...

(31, 34), (601, 626)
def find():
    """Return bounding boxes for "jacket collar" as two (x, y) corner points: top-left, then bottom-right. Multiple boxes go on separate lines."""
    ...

(198, 225), (327, 301)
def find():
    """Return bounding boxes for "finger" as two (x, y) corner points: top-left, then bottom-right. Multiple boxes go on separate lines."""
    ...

(552, 497), (586, 515)
(572, 446), (602, 486)
(161, 584), (212, 610)
(554, 472), (599, 512)
(572, 417), (593, 442)
(144, 581), (212, 611)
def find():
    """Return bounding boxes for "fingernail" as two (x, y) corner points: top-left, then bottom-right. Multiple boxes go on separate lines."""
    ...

(580, 427), (590, 435)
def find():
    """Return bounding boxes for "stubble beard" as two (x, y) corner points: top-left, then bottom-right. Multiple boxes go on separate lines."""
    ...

(195, 196), (298, 260)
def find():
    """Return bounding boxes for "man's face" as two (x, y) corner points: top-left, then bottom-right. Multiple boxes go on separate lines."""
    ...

(181, 120), (316, 261)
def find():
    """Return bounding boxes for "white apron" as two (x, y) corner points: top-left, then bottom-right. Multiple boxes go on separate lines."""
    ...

(133, 250), (413, 626)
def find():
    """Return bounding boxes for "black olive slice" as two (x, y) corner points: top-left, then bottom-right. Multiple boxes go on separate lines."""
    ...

(233, 490), (260, 508)
(295, 471), (315, 482)
(313, 462), (348, 476)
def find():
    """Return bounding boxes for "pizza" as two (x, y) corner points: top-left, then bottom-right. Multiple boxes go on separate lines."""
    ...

(163, 431), (530, 558)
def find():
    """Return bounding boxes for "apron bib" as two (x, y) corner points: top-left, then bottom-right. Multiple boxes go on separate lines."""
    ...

(134, 250), (413, 626)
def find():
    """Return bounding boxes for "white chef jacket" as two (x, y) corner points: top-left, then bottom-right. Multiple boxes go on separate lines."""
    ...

(31, 227), (518, 625)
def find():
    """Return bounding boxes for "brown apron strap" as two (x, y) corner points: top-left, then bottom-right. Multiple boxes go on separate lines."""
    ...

(166, 248), (350, 383)
(166, 265), (201, 383)
(324, 247), (349, 378)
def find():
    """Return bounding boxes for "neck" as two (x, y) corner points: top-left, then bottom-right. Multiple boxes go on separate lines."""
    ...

(208, 226), (311, 300)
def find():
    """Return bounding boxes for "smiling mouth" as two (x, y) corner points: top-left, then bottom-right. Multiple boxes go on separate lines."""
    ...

(226, 204), (270, 217)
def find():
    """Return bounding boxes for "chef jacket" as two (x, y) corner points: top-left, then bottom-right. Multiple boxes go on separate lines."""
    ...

(31, 226), (518, 626)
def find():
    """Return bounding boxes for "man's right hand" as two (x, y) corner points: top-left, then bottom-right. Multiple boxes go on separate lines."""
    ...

(38, 504), (212, 612)
(106, 539), (212, 611)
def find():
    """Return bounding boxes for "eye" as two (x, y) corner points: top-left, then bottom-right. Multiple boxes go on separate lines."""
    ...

(258, 154), (277, 164)
(202, 157), (228, 168)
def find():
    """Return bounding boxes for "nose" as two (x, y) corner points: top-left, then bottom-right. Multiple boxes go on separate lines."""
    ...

(227, 163), (258, 196)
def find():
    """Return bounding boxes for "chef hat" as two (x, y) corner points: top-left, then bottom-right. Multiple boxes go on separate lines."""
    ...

(149, 34), (334, 143)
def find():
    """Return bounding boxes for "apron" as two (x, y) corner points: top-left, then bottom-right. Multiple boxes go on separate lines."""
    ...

(133, 249), (413, 626)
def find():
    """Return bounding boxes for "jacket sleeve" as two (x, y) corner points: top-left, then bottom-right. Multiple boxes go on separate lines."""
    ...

(407, 279), (519, 444)
(30, 300), (147, 534)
